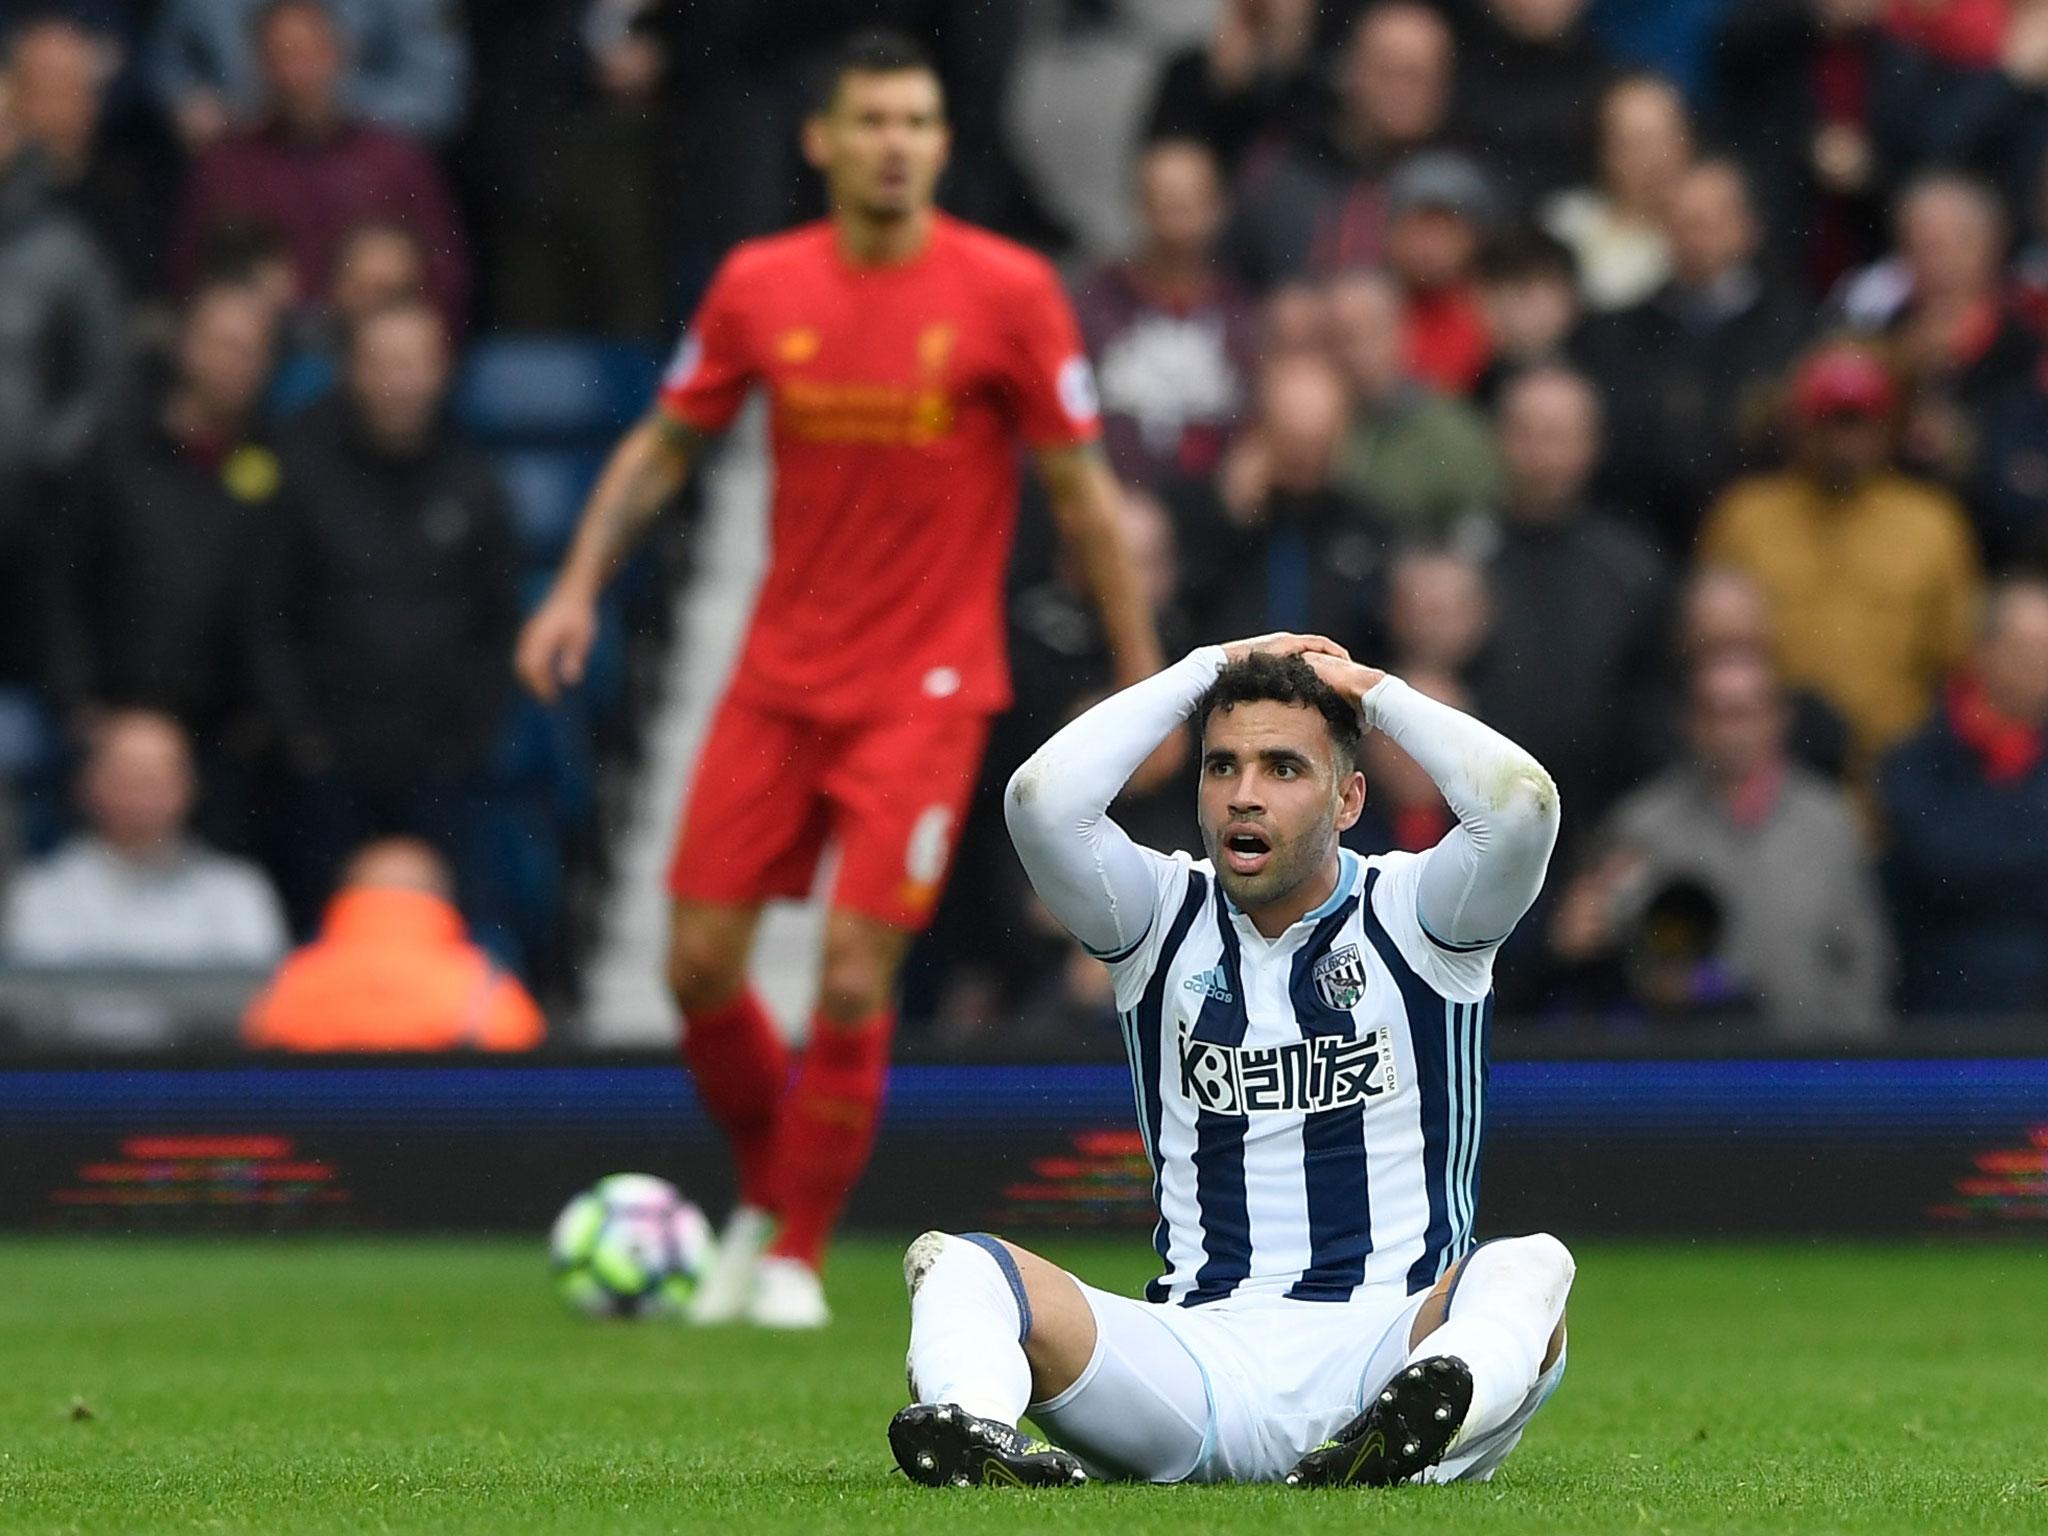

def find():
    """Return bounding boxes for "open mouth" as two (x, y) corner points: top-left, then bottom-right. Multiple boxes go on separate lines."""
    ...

(1222, 827), (1273, 877)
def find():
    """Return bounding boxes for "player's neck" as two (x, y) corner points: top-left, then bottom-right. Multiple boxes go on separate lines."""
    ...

(835, 206), (935, 268)
(1240, 852), (1342, 940)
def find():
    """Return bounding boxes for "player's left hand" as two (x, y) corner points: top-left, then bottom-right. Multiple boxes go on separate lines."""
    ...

(1302, 649), (1389, 708)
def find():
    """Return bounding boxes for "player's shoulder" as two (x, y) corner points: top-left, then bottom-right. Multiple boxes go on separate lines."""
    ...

(1357, 847), (1422, 924)
(1359, 847), (1429, 943)
(933, 215), (1067, 295)
(713, 221), (838, 286)
(1360, 848), (1497, 1004)
(1139, 848), (1214, 927)
(1140, 847), (1211, 903)
(1360, 847), (1422, 888)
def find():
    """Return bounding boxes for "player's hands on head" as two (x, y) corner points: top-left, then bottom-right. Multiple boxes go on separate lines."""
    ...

(1302, 648), (1388, 707)
(1219, 632), (1350, 665)
(515, 587), (600, 704)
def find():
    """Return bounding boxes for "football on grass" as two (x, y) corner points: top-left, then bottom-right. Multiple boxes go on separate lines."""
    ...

(549, 1174), (713, 1318)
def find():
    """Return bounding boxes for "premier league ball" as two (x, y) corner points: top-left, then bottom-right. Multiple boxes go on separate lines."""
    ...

(549, 1174), (714, 1319)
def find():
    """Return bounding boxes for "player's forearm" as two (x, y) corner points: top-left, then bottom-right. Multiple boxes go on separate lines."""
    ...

(1008, 647), (1224, 831)
(1049, 458), (1166, 684)
(1363, 676), (1560, 945)
(555, 415), (696, 600)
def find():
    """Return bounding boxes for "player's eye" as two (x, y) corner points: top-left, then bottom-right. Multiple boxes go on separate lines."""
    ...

(1271, 763), (1297, 779)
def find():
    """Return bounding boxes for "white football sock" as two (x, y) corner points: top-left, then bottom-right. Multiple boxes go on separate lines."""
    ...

(1407, 1232), (1574, 1444)
(903, 1232), (1033, 1427)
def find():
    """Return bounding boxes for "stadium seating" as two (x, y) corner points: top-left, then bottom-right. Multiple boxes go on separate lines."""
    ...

(456, 337), (665, 992)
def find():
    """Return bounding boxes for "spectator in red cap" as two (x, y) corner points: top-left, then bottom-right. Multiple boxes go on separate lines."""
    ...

(1700, 342), (1982, 777)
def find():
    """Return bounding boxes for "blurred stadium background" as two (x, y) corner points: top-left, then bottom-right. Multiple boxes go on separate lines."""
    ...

(0, 0), (2043, 1352)
(3, 1), (2048, 1530)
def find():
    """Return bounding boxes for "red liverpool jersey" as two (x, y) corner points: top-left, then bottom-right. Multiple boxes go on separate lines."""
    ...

(658, 214), (1101, 720)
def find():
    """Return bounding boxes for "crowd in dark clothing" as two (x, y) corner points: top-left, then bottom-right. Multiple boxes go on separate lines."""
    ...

(923, 0), (2048, 1044)
(5, 0), (2048, 1040)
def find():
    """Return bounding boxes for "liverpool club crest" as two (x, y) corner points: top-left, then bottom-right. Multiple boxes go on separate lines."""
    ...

(1312, 944), (1368, 1010)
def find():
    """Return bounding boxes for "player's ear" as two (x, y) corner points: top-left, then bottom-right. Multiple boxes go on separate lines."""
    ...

(801, 111), (833, 173)
(1335, 767), (1366, 833)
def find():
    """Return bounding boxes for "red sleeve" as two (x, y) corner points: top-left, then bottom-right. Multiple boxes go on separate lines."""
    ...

(656, 258), (756, 434)
(1003, 262), (1102, 449)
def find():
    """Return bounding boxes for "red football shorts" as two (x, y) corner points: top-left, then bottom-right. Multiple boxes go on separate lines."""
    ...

(667, 693), (993, 932)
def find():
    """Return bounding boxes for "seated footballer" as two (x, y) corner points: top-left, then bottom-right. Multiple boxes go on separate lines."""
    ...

(887, 633), (1573, 1489)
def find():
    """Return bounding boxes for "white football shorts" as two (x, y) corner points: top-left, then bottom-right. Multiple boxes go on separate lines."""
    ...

(1027, 1279), (1565, 1484)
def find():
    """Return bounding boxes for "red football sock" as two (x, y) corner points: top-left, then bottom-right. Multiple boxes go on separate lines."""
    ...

(766, 1011), (893, 1271)
(679, 990), (790, 1211)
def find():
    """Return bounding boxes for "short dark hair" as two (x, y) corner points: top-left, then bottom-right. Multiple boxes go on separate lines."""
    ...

(1197, 653), (1364, 769)
(822, 27), (939, 109)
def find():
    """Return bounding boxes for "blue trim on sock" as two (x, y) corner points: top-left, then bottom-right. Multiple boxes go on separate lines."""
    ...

(961, 1233), (1032, 1344)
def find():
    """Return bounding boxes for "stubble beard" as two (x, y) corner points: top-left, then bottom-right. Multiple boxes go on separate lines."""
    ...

(1204, 812), (1335, 914)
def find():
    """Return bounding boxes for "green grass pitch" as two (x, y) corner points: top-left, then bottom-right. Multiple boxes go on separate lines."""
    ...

(1, 1237), (2043, 1534)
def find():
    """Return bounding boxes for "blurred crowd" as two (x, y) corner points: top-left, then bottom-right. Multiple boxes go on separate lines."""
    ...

(922, 0), (2048, 1045)
(2, 0), (2048, 1048)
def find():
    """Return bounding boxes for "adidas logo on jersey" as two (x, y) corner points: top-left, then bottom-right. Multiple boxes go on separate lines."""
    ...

(1182, 966), (1235, 1005)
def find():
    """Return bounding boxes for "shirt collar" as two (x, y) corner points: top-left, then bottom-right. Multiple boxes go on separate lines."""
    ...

(1221, 848), (1360, 937)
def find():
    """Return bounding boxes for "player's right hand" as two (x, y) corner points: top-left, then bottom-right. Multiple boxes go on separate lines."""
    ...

(1219, 632), (1350, 665)
(515, 587), (599, 704)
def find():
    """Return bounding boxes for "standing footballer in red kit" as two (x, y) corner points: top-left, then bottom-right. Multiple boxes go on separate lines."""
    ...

(515, 30), (1169, 1328)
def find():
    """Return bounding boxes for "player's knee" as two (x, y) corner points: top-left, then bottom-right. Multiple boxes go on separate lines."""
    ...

(903, 1230), (955, 1298)
(1503, 1232), (1576, 1297)
(816, 954), (892, 1023)
(666, 933), (746, 1013)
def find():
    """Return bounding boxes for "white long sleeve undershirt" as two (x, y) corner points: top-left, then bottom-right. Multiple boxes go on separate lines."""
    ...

(1004, 650), (1560, 959)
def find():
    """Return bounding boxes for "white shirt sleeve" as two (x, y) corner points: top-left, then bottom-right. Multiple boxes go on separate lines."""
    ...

(1360, 675), (1561, 998)
(1004, 647), (1225, 984)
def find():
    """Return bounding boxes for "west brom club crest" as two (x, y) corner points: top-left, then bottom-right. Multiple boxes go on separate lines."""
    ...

(1312, 944), (1368, 1011)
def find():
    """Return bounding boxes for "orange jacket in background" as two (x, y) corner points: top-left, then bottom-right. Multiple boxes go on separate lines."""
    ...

(243, 887), (545, 1052)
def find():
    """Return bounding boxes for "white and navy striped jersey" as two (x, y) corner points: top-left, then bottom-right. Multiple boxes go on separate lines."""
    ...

(1104, 846), (1496, 1306)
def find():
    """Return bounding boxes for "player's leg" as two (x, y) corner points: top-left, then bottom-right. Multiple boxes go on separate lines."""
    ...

(665, 696), (835, 1322)
(1404, 1234), (1572, 1483)
(664, 899), (782, 1321)
(751, 710), (991, 1324)
(890, 1232), (1210, 1488)
(750, 908), (911, 1327)
(1287, 1234), (1574, 1488)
